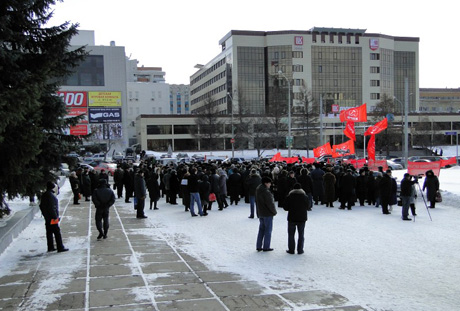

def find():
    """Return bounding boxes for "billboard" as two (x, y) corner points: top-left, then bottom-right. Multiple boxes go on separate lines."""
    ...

(88, 108), (122, 123)
(88, 91), (122, 107)
(57, 91), (88, 107)
(67, 107), (88, 123)
(69, 124), (88, 136)
(89, 123), (123, 140)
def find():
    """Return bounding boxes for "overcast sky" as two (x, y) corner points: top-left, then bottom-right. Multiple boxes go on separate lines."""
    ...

(48, 0), (459, 88)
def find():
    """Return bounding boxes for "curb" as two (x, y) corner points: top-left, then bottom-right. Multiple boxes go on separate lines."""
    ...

(0, 205), (39, 255)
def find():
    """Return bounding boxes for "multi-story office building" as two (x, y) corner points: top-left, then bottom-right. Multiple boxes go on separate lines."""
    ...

(420, 88), (460, 113)
(169, 84), (191, 115)
(59, 31), (128, 152)
(190, 27), (419, 117)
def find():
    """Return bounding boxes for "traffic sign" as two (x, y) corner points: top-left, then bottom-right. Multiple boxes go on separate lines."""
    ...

(445, 131), (458, 135)
(230, 138), (235, 144)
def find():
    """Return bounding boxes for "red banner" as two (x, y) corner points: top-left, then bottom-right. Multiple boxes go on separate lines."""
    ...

(368, 135), (376, 161)
(344, 158), (367, 169)
(344, 121), (356, 141)
(301, 157), (316, 164)
(269, 152), (282, 162)
(440, 157), (456, 167)
(339, 103), (367, 122)
(364, 118), (388, 136)
(408, 161), (441, 177)
(368, 159), (388, 172)
(269, 153), (301, 164)
(313, 142), (332, 158)
(332, 140), (355, 158)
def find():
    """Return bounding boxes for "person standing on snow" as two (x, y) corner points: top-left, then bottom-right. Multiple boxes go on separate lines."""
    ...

(423, 170), (440, 208)
(39, 181), (68, 253)
(92, 179), (116, 239)
(255, 176), (277, 252)
(283, 183), (309, 254)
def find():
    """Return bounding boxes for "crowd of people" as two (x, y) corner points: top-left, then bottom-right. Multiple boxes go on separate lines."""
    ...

(63, 157), (440, 253)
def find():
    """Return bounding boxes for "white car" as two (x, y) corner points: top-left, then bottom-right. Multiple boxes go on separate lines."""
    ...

(387, 160), (403, 170)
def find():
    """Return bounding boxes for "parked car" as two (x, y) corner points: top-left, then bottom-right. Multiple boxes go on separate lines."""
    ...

(112, 152), (124, 161)
(223, 157), (245, 164)
(390, 157), (406, 168)
(93, 163), (117, 176)
(78, 163), (94, 171)
(387, 160), (403, 170)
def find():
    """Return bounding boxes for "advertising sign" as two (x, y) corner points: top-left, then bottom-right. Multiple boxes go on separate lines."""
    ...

(88, 91), (122, 107)
(90, 123), (123, 140)
(57, 91), (87, 107)
(66, 107), (88, 123)
(88, 108), (122, 123)
(69, 124), (88, 136)
(294, 36), (304, 45)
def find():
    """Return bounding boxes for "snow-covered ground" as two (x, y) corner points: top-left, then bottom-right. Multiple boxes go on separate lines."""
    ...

(1, 146), (460, 311)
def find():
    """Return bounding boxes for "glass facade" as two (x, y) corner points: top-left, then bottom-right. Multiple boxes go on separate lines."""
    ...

(64, 55), (104, 86)
(311, 46), (362, 111)
(146, 125), (172, 135)
(237, 47), (266, 114)
(394, 51), (417, 112)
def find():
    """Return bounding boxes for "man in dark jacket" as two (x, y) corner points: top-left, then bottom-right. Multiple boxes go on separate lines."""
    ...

(92, 179), (116, 239)
(134, 170), (147, 218)
(311, 164), (325, 205)
(423, 170), (440, 209)
(188, 167), (204, 217)
(284, 183), (310, 254)
(400, 173), (416, 221)
(113, 165), (124, 199)
(379, 170), (393, 214)
(339, 169), (356, 210)
(246, 169), (261, 218)
(255, 176), (277, 252)
(39, 181), (68, 253)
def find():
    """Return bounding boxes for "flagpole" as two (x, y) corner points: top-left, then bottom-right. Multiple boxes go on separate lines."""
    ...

(363, 126), (367, 160)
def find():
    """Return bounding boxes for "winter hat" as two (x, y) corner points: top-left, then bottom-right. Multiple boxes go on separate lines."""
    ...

(98, 179), (107, 186)
(261, 176), (272, 184)
(293, 183), (302, 190)
(46, 181), (55, 190)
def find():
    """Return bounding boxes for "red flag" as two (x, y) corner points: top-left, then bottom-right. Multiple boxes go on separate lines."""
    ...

(339, 103), (367, 122)
(332, 140), (355, 158)
(269, 152), (282, 162)
(364, 118), (388, 136)
(313, 142), (332, 158)
(440, 157), (456, 167)
(367, 135), (376, 161)
(344, 121), (356, 141)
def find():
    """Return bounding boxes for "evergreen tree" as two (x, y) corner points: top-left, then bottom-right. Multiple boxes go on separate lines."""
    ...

(0, 0), (87, 216)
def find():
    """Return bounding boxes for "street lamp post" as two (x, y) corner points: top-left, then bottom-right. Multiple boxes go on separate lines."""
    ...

(394, 78), (409, 168)
(278, 71), (292, 157)
(227, 92), (235, 158)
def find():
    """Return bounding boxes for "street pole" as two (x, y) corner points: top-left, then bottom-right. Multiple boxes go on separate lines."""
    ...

(320, 94), (323, 146)
(227, 92), (235, 158)
(278, 71), (292, 157)
(404, 77), (409, 168)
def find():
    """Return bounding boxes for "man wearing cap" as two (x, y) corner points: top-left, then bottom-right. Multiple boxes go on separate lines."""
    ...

(255, 176), (277, 252)
(39, 181), (68, 253)
(92, 179), (116, 239)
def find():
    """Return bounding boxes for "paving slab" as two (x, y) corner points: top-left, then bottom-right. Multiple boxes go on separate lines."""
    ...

(196, 271), (243, 282)
(140, 261), (191, 274)
(89, 275), (145, 290)
(281, 290), (350, 309)
(221, 294), (292, 311)
(151, 283), (214, 302)
(136, 252), (182, 263)
(157, 298), (227, 311)
(89, 287), (151, 308)
(207, 280), (265, 297)
(89, 264), (135, 277)
(144, 272), (201, 286)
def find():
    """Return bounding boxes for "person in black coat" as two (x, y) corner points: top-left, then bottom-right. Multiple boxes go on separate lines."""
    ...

(134, 170), (147, 218)
(199, 174), (211, 215)
(311, 164), (325, 205)
(123, 168), (134, 203)
(113, 166), (124, 199)
(379, 170), (393, 214)
(339, 169), (356, 210)
(146, 168), (160, 210)
(283, 183), (310, 254)
(356, 169), (368, 206)
(276, 170), (289, 208)
(81, 168), (92, 201)
(228, 168), (242, 205)
(92, 179), (116, 239)
(39, 181), (68, 252)
(423, 170), (440, 208)
(245, 169), (262, 218)
(69, 171), (81, 205)
(297, 168), (313, 210)
(169, 170), (180, 205)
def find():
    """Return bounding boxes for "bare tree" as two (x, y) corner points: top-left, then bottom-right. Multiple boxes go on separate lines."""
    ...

(413, 116), (445, 154)
(193, 96), (224, 150)
(371, 94), (402, 156)
(295, 87), (319, 157)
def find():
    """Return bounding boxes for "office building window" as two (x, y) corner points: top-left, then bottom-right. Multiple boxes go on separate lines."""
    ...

(371, 93), (380, 100)
(370, 66), (380, 73)
(370, 53), (380, 60)
(371, 80), (380, 87)
(318, 65), (323, 73)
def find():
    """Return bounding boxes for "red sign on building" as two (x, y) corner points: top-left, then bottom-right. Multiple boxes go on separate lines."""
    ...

(70, 124), (88, 136)
(57, 91), (88, 107)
